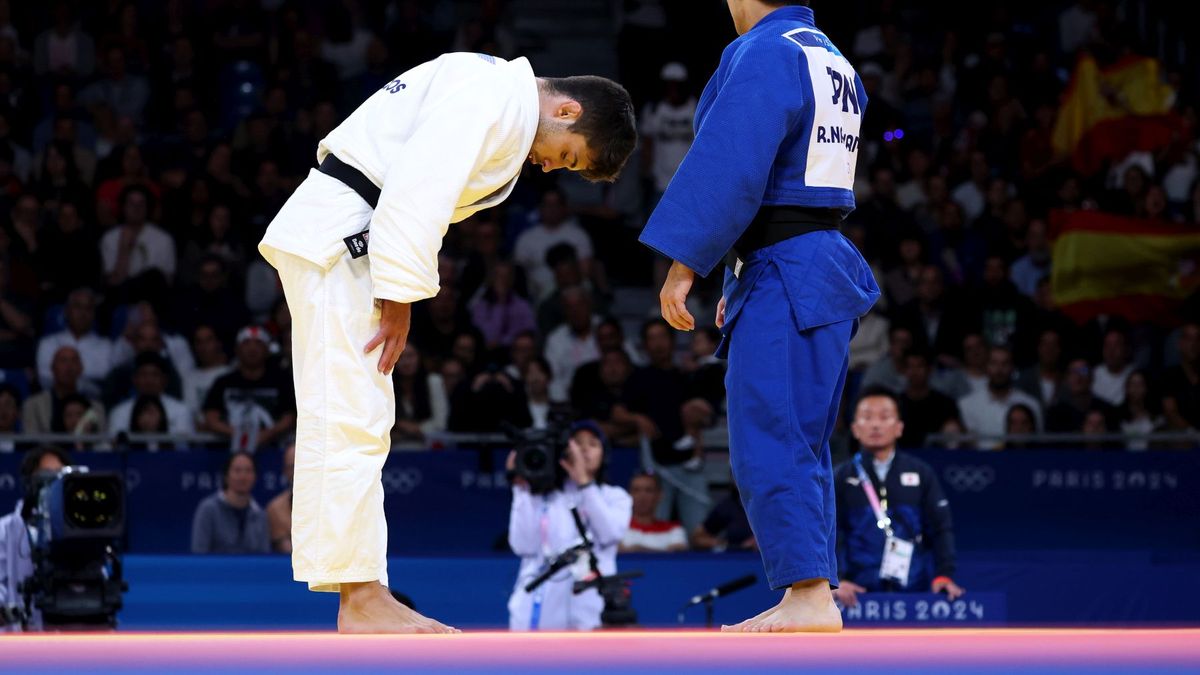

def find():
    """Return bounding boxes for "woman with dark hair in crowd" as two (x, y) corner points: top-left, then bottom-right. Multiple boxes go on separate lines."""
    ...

(1002, 403), (1038, 450)
(1117, 370), (1161, 451)
(179, 203), (247, 287)
(190, 451), (270, 554)
(33, 142), (90, 213)
(94, 144), (161, 227)
(391, 344), (447, 442)
(127, 394), (170, 451)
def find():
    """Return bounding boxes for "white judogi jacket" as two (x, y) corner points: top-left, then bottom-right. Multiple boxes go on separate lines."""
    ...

(260, 53), (540, 303)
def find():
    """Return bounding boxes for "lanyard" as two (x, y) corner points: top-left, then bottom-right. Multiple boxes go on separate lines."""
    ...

(853, 455), (893, 537)
(529, 502), (551, 630)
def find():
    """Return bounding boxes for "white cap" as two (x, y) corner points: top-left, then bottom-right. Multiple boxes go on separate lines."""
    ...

(660, 62), (688, 82)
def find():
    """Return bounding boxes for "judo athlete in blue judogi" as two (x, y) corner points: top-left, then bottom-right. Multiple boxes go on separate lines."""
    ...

(640, 1), (879, 632)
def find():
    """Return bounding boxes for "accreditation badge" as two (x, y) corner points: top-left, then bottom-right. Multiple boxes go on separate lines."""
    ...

(879, 536), (914, 586)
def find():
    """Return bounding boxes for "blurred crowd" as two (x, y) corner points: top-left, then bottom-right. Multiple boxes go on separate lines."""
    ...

(0, 0), (1196, 473)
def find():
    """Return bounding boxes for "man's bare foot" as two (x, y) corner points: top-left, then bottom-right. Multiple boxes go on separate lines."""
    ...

(723, 580), (842, 633)
(337, 581), (460, 634)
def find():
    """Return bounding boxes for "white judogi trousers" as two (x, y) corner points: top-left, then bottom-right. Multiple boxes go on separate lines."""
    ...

(264, 173), (393, 592)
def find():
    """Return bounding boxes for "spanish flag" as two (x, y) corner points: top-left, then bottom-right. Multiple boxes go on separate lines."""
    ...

(1052, 54), (1180, 175)
(1050, 210), (1200, 324)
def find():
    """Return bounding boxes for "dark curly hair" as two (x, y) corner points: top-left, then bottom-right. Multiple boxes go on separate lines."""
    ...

(540, 76), (637, 183)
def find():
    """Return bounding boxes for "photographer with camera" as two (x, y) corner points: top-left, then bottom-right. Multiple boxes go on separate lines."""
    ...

(1, 447), (70, 632)
(506, 420), (632, 631)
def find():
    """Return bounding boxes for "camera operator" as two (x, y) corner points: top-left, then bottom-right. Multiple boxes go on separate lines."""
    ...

(1, 447), (71, 632)
(506, 420), (632, 631)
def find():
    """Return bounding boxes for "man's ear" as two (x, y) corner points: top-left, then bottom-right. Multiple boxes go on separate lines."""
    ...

(556, 99), (583, 121)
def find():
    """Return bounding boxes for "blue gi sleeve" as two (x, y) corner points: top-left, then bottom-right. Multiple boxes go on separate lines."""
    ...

(639, 41), (803, 277)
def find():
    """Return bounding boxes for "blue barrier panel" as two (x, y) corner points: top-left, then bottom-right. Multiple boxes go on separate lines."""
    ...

(112, 551), (1199, 629)
(1, 448), (1197, 554)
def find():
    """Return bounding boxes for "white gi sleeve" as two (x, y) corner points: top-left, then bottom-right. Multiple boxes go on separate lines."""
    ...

(367, 84), (507, 303)
(578, 485), (632, 547)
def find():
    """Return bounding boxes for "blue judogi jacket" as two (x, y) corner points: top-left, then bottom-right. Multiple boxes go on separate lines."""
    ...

(639, 5), (878, 338)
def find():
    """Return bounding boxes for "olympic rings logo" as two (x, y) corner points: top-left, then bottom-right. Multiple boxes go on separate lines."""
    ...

(942, 465), (995, 492)
(381, 467), (423, 494)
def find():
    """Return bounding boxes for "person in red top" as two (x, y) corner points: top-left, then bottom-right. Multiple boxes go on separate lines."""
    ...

(620, 472), (687, 552)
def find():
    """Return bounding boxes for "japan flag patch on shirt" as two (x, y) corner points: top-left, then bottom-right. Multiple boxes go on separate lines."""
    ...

(900, 472), (920, 487)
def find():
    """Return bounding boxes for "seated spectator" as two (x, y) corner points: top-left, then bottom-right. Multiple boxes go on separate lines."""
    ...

(976, 255), (1032, 348)
(409, 286), (480, 365)
(1010, 218), (1051, 298)
(685, 327), (726, 414)
(883, 234), (926, 308)
(100, 186), (176, 307)
(620, 472), (687, 553)
(1016, 328), (1064, 408)
(833, 388), (963, 605)
(35, 287), (112, 397)
(78, 46), (150, 126)
(178, 205), (247, 289)
(568, 318), (643, 410)
(1092, 329), (1135, 406)
(446, 366), (531, 433)
(936, 333), (989, 400)
(181, 324), (234, 423)
(176, 255), (250, 346)
(957, 345), (1043, 449)
(544, 287), (600, 402)
(1046, 359), (1116, 434)
(521, 357), (569, 430)
(1000, 403), (1038, 450)
(33, 202), (102, 307)
(1162, 321), (1199, 431)
(1118, 370), (1161, 451)
(21, 346), (106, 434)
(108, 353), (194, 435)
(892, 265), (974, 364)
(266, 444), (294, 554)
(203, 326), (296, 451)
(503, 330), (538, 383)
(690, 487), (755, 553)
(121, 395), (170, 451)
(391, 345), (448, 442)
(0, 384), (20, 450)
(469, 261), (535, 355)
(513, 187), (593, 302)
(0, 258), (33, 370)
(190, 451), (270, 554)
(1080, 408), (1116, 450)
(897, 350), (958, 448)
(58, 393), (103, 444)
(535, 243), (613, 336)
(860, 325), (912, 394)
(572, 348), (634, 439)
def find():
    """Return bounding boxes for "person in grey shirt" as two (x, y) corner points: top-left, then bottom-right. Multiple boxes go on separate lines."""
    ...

(191, 451), (270, 554)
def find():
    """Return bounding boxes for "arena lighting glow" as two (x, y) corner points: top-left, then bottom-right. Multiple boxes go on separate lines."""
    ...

(884, 129), (905, 142)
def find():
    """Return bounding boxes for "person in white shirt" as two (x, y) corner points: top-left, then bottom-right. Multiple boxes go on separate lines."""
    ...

(257, 52), (635, 634)
(35, 288), (112, 396)
(957, 345), (1042, 450)
(1092, 329), (1135, 407)
(620, 472), (687, 553)
(544, 287), (601, 403)
(640, 62), (696, 202)
(107, 352), (195, 435)
(513, 188), (594, 302)
(181, 324), (234, 423)
(99, 186), (176, 289)
(507, 421), (632, 630)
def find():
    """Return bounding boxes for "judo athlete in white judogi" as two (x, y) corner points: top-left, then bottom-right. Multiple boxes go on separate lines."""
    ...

(258, 52), (636, 633)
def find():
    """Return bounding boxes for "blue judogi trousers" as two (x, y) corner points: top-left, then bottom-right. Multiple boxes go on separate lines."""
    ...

(720, 236), (864, 591)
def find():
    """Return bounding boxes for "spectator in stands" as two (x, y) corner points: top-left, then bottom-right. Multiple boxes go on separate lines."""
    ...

(507, 420), (631, 631)
(503, 330), (538, 383)
(391, 345), (447, 442)
(937, 333), (989, 400)
(544, 287), (599, 403)
(1016, 328), (1064, 408)
(883, 234), (926, 308)
(1001, 403), (1039, 450)
(0, 258), (33, 369)
(958, 345), (1042, 449)
(620, 472), (687, 553)
(0, 384), (19, 447)
(1117, 371), (1160, 451)
(898, 350), (959, 448)
(202, 326), (295, 451)
(1, 446), (70, 630)
(640, 62), (695, 209)
(190, 451), (270, 554)
(122, 394), (170, 451)
(893, 265), (973, 366)
(181, 324), (233, 422)
(685, 327), (726, 414)
(976, 255), (1031, 348)
(21, 346), (105, 434)
(33, 202), (102, 307)
(1046, 358), (1116, 434)
(1162, 321), (1200, 431)
(572, 348), (634, 440)
(1092, 329), (1135, 406)
(521, 357), (567, 430)
(535, 243), (612, 335)
(834, 388), (962, 606)
(33, 2), (95, 80)
(410, 286), (479, 365)
(690, 486), (754, 553)
(108, 352), (193, 436)
(469, 260), (535, 355)
(1010, 218), (1051, 298)
(178, 254), (250, 347)
(267, 444), (294, 554)
(100, 186), (176, 306)
(513, 187), (593, 302)
(861, 325), (912, 394)
(108, 303), (194, 388)
(35, 288), (112, 397)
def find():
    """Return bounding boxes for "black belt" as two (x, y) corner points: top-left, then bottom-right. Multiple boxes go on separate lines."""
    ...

(317, 154), (380, 209)
(723, 205), (841, 273)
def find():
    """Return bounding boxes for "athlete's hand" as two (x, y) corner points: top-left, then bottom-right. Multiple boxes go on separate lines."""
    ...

(832, 580), (867, 608)
(364, 299), (411, 375)
(715, 296), (726, 328)
(932, 577), (966, 600)
(659, 260), (696, 331)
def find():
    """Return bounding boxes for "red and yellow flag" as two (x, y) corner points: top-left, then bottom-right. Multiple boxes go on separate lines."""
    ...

(1050, 210), (1200, 324)
(1052, 54), (1180, 175)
